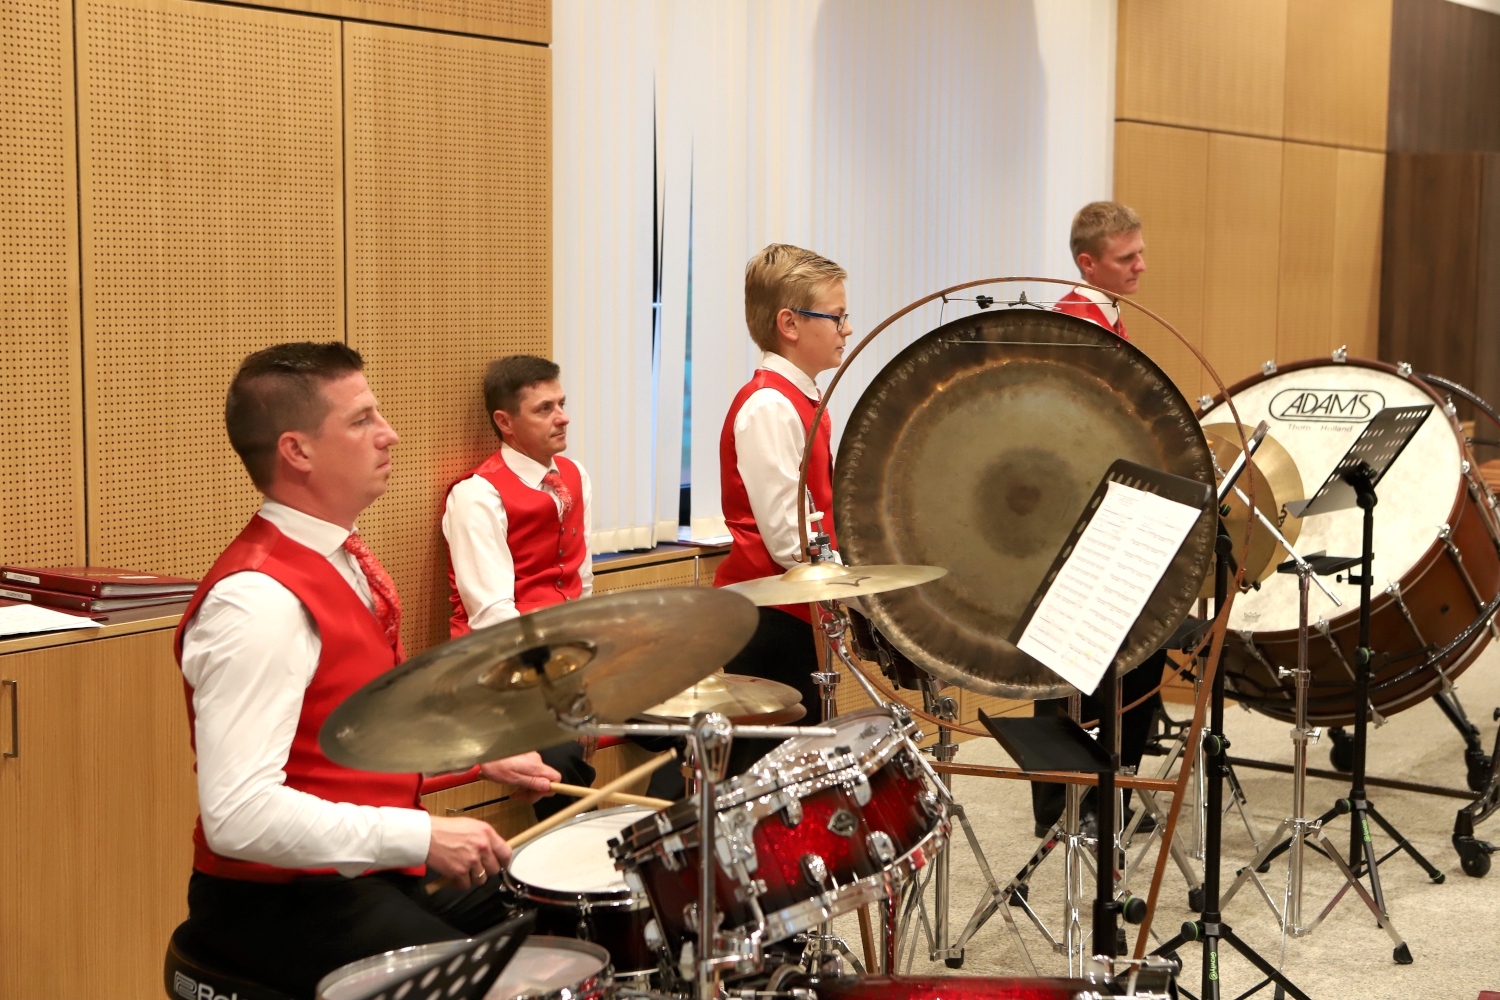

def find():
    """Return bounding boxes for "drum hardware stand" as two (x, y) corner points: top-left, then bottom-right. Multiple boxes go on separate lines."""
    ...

(1219, 554), (1411, 962)
(1150, 522), (1315, 1000)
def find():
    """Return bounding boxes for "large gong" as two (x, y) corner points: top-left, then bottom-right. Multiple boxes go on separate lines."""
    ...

(833, 309), (1217, 699)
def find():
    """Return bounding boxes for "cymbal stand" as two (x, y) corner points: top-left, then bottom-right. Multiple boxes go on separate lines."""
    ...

(1150, 524), (1314, 1000)
(1219, 556), (1410, 960)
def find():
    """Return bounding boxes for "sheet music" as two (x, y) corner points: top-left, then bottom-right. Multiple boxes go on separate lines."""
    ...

(0, 603), (102, 638)
(1016, 480), (1201, 694)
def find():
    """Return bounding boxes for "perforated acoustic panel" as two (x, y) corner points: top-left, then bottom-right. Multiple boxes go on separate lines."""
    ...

(1, 0), (83, 565)
(77, 0), (342, 578)
(254, 0), (546, 44)
(345, 24), (549, 655)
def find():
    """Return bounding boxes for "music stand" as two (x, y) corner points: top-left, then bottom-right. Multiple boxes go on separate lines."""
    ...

(1280, 404), (1441, 963)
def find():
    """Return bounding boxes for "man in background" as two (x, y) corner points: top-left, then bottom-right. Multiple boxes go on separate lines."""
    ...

(1055, 200), (1146, 340)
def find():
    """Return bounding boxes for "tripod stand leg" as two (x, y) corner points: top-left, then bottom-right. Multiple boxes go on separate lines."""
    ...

(1220, 819), (1291, 909)
(1307, 827), (1412, 962)
(1364, 803), (1445, 881)
(1218, 924), (1314, 1000)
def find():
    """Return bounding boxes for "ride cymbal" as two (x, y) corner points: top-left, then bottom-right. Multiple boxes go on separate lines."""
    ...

(320, 587), (758, 773)
(721, 561), (947, 606)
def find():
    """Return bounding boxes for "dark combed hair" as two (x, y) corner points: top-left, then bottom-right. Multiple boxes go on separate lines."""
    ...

(483, 355), (561, 437)
(224, 341), (365, 489)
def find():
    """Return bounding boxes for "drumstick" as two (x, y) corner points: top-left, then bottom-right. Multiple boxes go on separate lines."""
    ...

(426, 749), (677, 894)
(549, 781), (673, 809)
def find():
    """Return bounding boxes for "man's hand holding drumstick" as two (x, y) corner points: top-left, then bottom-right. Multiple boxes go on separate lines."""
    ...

(426, 750), (678, 893)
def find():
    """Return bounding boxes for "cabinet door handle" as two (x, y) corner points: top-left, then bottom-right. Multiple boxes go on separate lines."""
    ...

(2, 679), (15, 758)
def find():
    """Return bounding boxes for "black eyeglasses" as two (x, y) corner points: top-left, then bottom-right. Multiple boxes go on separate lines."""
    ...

(791, 308), (851, 334)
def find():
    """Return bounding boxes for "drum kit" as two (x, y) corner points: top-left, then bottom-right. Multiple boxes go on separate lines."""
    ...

(307, 297), (1500, 1000)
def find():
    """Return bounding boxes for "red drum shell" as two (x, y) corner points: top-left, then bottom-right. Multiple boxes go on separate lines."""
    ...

(798, 975), (1093, 1000)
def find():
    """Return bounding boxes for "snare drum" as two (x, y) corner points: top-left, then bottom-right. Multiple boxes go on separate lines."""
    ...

(317, 936), (613, 1000)
(503, 805), (657, 977)
(1201, 357), (1500, 724)
(611, 708), (947, 967)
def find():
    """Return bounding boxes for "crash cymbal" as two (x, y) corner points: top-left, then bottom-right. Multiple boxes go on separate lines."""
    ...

(1198, 433), (1280, 595)
(319, 588), (758, 773)
(1202, 422), (1305, 565)
(832, 309), (1216, 700)
(640, 671), (805, 722)
(722, 561), (947, 606)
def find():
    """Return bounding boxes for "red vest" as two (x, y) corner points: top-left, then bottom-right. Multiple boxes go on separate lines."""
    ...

(1055, 288), (1128, 340)
(174, 515), (424, 883)
(714, 368), (838, 624)
(447, 450), (587, 637)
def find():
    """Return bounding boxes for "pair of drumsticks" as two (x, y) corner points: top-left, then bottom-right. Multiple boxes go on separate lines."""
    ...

(427, 750), (677, 894)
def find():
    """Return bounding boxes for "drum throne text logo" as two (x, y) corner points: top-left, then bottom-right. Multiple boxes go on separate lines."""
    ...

(1269, 388), (1385, 422)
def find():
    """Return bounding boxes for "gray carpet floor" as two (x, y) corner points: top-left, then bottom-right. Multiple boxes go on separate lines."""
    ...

(830, 645), (1500, 999)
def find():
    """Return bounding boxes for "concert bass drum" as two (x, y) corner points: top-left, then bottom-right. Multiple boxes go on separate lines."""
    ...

(1200, 356), (1500, 725)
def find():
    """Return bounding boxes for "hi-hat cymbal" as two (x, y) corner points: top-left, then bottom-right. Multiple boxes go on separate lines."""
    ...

(722, 562), (947, 606)
(319, 588), (758, 773)
(639, 672), (805, 723)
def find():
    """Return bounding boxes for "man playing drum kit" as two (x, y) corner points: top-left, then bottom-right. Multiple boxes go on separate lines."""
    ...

(176, 342), (562, 998)
(714, 244), (853, 767)
(1029, 202), (1166, 838)
(443, 354), (602, 810)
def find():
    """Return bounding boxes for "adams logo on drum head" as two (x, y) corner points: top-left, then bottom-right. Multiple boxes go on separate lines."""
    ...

(1269, 388), (1386, 423)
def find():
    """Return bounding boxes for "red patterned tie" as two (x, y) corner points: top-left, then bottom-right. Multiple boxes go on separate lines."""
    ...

(342, 532), (402, 652)
(541, 469), (573, 520)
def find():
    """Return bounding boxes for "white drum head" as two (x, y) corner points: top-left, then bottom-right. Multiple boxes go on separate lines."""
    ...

(1202, 364), (1460, 633)
(770, 709), (897, 762)
(486, 940), (608, 1000)
(508, 805), (652, 894)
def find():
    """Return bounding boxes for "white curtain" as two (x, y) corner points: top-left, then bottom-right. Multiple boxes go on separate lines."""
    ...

(556, 0), (1117, 550)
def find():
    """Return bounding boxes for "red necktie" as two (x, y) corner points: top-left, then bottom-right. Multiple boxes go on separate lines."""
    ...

(541, 469), (573, 520)
(342, 532), (402, 652)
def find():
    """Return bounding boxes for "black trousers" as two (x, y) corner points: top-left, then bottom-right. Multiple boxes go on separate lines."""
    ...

(183, 869), (511, 1000)
(721, 606), (822, 777)
(1030, 650), (1166, 828)
(532, 739), (596, 820)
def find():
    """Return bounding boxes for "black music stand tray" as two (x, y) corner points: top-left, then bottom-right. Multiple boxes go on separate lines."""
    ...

(368, 911), (533, 1000)
(1286, 404), (1441, 963)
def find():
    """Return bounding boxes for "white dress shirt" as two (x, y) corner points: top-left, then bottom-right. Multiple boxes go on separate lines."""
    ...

(443, 444), (594, 630)
(733, 352), (838, 571)
(1068, 283), (1122, 329)
(180, 499), (431, 877)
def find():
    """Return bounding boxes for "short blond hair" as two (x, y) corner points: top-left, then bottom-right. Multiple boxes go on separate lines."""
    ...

(1070, 201), (1142, 261)
(744, 244), (848, 353)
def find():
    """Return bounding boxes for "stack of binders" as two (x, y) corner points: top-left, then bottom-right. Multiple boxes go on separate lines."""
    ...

(0, 566), (198, 615)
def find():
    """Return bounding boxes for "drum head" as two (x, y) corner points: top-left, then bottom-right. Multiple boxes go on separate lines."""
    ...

(508, 805), (653, 895)
(767, 708), (898, 764)
(835, 309), (1216, 699)
(490, 938), (610, 1000)
(318, 941), (468, 1000)
(1201, 361), (1462, 634)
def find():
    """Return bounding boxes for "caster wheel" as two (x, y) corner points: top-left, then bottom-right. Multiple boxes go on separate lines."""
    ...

(944, 951), (965, 970)
(1187, 886), (1205, 913)
(1394, 943), (1413, 964)
(1329, 728), (1355, 772)
(1458, 841), (1492, 877)
(1008, 883), (1029, 907)
(1465, 753), (1492, 793)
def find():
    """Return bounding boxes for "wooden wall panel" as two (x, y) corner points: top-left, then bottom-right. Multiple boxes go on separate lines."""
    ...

(1478, 155), (1500, 413)
(1388, 0), (1500, 154)
(1202, 134), (1284, 393)
(1117, 0), (1288, 139)
(1330, 149), (1386, 360)
(252, 0), (546, 43)
(1113, 122), (1209, 397)
(1283, 0), (1391, 151)
(345, 23), (550, 656)
(1379, 154), (1481, 380)
(1, 0), (83, 566)
(77, 0), (343, 578)
(1276, 142), (1338, 364)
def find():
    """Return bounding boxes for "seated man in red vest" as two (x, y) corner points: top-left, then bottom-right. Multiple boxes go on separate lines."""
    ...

(178, 342), (562, 998)
(715, 244), (852, 771)
(1037, 201), (1163, 838)
(442, 354), (600, 808)
(1054, 200), (1146, 340)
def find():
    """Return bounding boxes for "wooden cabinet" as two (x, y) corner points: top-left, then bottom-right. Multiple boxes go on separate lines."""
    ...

(0, 622), (198, 1000)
